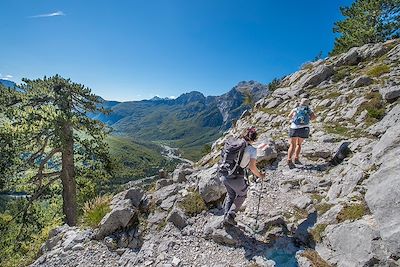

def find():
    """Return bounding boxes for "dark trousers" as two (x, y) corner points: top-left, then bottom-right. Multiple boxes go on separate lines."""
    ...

(220, 174), (248, 217)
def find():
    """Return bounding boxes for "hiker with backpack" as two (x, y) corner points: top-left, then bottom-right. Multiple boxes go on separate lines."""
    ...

(287, 98), (317, 168)
(218, 127), (266, 226)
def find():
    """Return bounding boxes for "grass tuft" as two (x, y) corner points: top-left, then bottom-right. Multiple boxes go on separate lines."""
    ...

(180, 190), (207, 217)
(336, 203), (369, 223)
(82, 195), (111, 228)
(367, 64), (390, 77)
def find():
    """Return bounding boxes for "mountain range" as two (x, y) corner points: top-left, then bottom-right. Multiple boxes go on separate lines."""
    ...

(92, 80), (269, 159)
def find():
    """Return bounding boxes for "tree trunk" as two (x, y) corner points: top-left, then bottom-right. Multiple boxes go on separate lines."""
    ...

(60, 122), (77, 226)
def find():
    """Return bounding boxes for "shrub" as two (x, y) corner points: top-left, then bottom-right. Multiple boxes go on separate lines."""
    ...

(332, 68), (348, 82)
(267, 77), (282, 91)
(367, 64), (390, 77)
(336, 203), (369, 223)
(180, 191), (206, 216)
(82, 195), (111, 228)
(358, 92), (385, 122)
(310, 224), (328, 243)
(300, 249), (332, 267)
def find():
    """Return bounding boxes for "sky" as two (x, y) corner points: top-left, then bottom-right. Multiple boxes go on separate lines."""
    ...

(0, 0), (354, 101)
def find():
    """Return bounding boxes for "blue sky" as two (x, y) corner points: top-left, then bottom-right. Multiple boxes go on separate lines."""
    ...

(1, 0), (353, 101)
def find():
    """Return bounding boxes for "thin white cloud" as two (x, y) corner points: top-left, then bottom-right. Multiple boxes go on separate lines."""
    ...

(30, 11), (65, 18)
(168, 96), (176, 99)
(0, 74), (13, 80)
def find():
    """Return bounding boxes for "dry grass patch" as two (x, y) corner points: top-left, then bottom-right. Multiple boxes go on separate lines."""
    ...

(300, 249), (332, 267)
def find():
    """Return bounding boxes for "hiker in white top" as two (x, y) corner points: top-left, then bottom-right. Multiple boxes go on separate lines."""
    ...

(287, 98), (317, 168)
(218, 127), (265, 226)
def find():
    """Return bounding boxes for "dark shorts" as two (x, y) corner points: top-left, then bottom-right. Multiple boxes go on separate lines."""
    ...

(289, 127), (310, 139)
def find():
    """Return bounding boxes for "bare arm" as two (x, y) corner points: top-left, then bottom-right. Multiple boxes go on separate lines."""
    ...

(288, 110), (295, 119)
(249, 159), (265, 179)
(310, 112), (317, 120)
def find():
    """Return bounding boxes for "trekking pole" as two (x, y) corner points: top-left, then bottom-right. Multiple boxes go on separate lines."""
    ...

(253, 171), (264, 237)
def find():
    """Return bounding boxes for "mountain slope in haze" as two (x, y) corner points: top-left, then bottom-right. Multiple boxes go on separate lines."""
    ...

(95, 81), (269, 160)
(0, 79), (16, 89)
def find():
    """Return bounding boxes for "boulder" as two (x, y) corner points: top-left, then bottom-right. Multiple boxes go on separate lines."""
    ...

(335, 47), (361, 66)
(371, 122), (400, 163)
(167, 207), (187, 230)
(301, 142), (333, 159)
(300, 64), (334, 88)
(160, 195), (177, 211)
(265, 98), (283, 109)
(255, 139), (278, 162)
(352, 75), (373, 88)
(172, 164), (193, 183)
(365, 147), (400, 256)
(291, 195), (312, 209)
(317, 219), (388, 267)
(379, 85), (400, 101)
(96, 199), (138, 239)
(111, 187), (145, 208)
(198, 165), (225, 203)
(368, 104), (400, 136)
(327, 152), (371, 201)
(152, 184), (180, 205)
(155, 178), (173, 190)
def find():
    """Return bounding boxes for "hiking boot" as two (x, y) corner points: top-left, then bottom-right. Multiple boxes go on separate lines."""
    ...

(294, 158), (302, 165)
(287, 160), (295, 169)
(223, 214), (237, 226)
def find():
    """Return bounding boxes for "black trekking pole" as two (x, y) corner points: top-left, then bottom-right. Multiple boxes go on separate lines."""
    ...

(253, 170), (265, 237)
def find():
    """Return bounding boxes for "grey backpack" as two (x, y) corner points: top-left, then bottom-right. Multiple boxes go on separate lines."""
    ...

(218, 138), (247, 177)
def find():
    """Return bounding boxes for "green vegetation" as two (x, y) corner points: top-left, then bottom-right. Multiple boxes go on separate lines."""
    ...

(336, 202), (369, 223)
(358, 92), (386, 124)
(331, 0), (400, 55)
(293, 207), (309, 221)
(310, 224), (328, 243)
(81, 195), (111, 228)
(323, 91), (342, 99)
(267, 77), (283, 91)
(0, 77), (113, 267)
(300, 249), (332, 267)
(331, 65), (358, 82)
(324, 123), (350, 136)
(315, 203), (334, 216)
(107, 136), (178, 190)
(0, 197), (63, 267)
(367, 63), (390, 77)
(201, 144), (212, 157)
(311, 193), (324, 202)
(180, 191), (207, 216)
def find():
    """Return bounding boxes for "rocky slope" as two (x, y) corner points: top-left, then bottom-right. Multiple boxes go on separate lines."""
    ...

(31, 39), (400, 267)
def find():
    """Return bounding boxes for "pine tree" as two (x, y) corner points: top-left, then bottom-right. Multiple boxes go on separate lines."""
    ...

(0, 75), (112, 226)
(331, 0), (400, 55)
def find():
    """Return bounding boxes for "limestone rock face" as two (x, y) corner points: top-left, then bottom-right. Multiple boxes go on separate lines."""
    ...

(366, 139), (400, 256)
(368, 104), (400, 136)
(317, 219), (387, 267)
